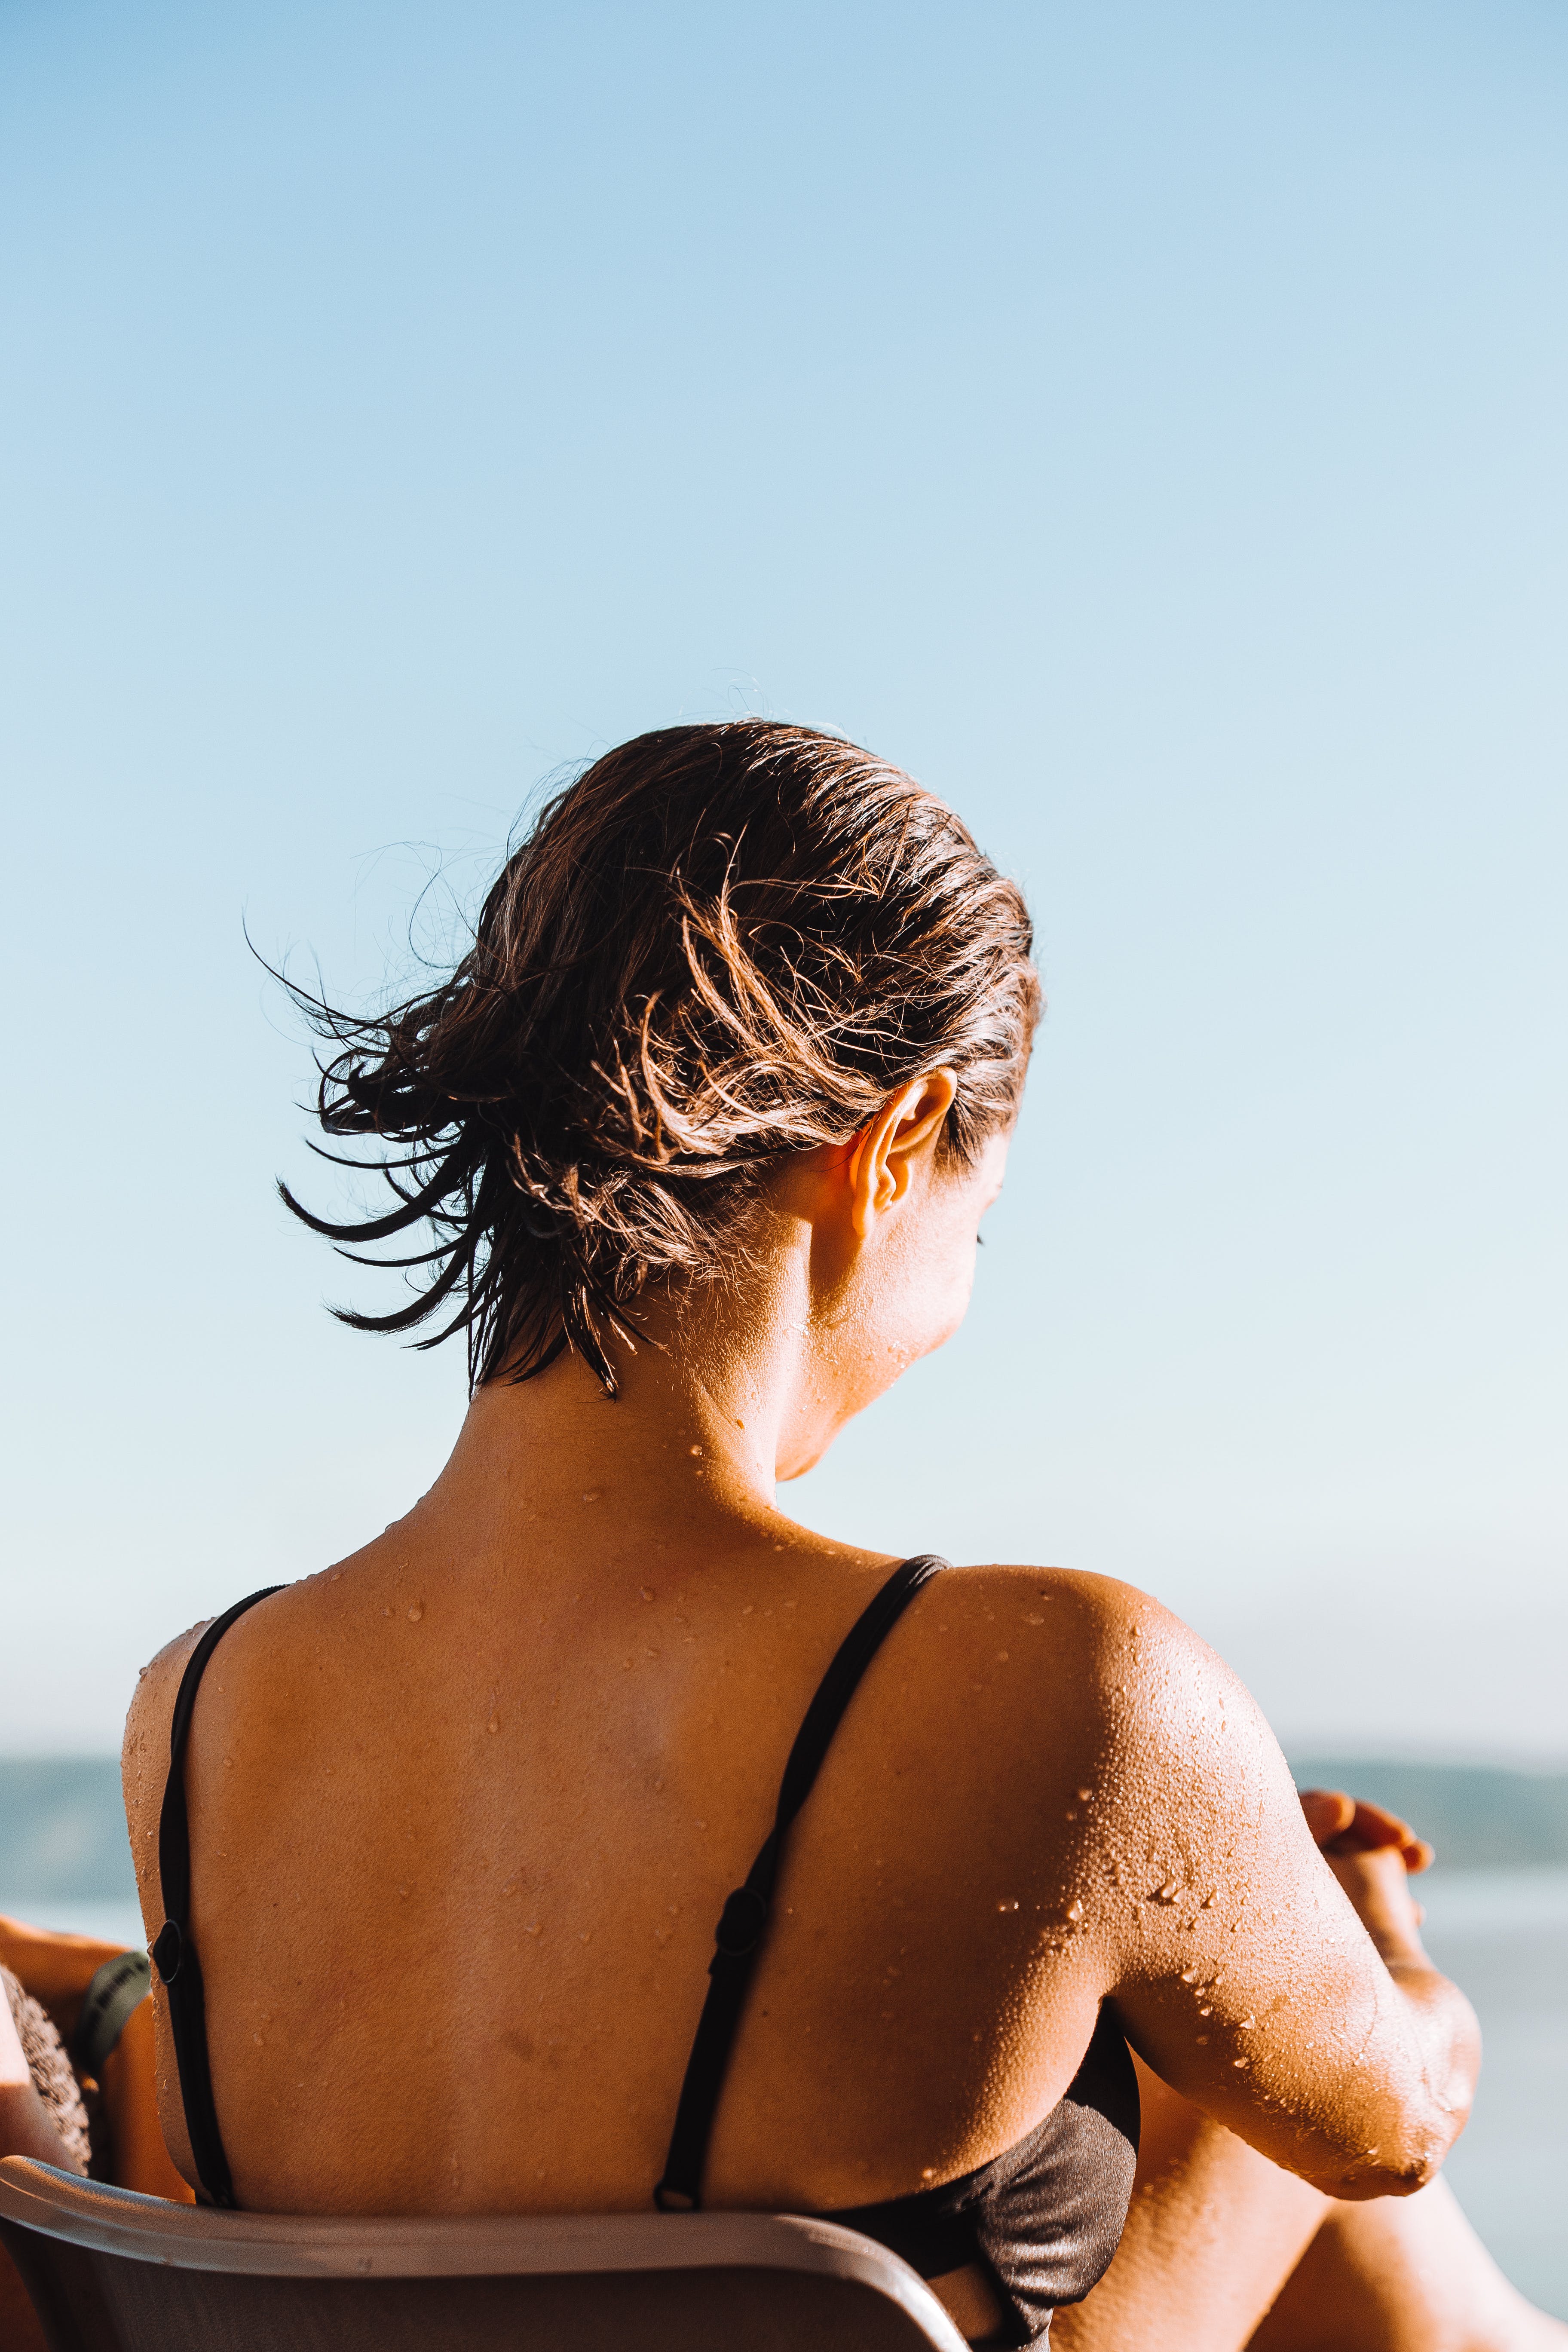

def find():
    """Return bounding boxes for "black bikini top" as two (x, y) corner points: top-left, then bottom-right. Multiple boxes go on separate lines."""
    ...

(154, 1557), (1137, 2346)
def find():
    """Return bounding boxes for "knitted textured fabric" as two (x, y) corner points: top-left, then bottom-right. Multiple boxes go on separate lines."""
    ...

(2, 1960), (90, 2171)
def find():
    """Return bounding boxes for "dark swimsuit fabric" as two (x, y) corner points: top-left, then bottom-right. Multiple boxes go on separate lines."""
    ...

(155, 1558), (1137, 2346)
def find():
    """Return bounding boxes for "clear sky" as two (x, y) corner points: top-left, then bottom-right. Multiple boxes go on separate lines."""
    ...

(3, 0), (1564, 1758)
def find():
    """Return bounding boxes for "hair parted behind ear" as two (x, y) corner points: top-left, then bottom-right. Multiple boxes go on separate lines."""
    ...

(278, 720), (1040, 1396)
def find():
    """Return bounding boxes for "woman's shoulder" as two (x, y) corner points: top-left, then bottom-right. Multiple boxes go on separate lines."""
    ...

(121, 1623), (206, 1929)
(909, 1561), (1281, 1807)
(120, 1581), (311, 1915)
(923, 1558), (1223, 1684)
(122, 1616), (211, 1770)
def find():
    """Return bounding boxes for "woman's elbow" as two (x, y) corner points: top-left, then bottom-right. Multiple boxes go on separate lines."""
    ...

(1316, 2101), (1468, 2202)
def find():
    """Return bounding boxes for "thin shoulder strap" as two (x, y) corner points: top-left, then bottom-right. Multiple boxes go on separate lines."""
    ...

(150, 1585), (284, 2209)
(654, 1553), (947, 2211)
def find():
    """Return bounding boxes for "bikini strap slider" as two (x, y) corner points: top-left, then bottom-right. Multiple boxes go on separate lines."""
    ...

(711, 1884), (769, 1961)
(151, 1920), (184, 1986)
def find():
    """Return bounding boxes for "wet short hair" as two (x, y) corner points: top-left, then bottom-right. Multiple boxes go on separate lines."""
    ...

(282, 720), (1039, 1393)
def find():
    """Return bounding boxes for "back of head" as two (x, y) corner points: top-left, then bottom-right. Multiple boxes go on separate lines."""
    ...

(284, 720), (1039, 1392)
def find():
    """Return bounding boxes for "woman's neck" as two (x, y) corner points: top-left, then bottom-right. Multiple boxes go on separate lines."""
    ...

(404, 1248), (833, 1565)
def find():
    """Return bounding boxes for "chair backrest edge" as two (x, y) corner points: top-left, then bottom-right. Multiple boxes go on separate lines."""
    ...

(0, 2159), (969, 2350)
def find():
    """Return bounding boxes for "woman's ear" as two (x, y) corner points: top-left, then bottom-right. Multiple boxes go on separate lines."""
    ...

(845, 1070), (959, 1238)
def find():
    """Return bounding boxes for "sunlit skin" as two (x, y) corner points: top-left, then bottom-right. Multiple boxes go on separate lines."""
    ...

(119, 1072), (1502, 2343)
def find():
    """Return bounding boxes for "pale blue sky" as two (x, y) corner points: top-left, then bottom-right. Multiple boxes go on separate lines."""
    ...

(3, 0), (1564, 1755)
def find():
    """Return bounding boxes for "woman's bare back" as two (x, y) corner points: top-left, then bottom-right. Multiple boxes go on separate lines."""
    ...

(123, 1511), (1120, 2220)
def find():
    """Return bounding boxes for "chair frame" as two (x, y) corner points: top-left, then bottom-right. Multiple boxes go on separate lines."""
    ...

(0, 2156), (971, 2349)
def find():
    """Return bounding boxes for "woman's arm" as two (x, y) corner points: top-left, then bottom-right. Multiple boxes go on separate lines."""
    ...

(1080, 1590), (1479, 2199)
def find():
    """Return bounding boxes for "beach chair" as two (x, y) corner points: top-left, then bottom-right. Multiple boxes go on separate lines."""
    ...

(0, 2154), (969, 2350)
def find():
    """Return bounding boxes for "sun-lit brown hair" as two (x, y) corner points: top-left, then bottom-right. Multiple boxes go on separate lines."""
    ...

(282, 720), (1040, 1393)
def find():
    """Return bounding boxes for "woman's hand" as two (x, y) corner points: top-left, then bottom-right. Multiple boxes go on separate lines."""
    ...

(1296, 1789), (1433, 1874)
(1297, 1791), (1430, 1963)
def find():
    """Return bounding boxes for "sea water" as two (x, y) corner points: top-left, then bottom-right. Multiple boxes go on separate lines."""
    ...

(31, 1872), (1568, 2321)
(1418, 1866), (1568, 2317)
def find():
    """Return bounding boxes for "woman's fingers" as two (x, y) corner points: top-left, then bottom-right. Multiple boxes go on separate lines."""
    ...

(1297, 1788), (1355, 1844)
(1341, 1800), (1434, 1874)
(1297, 1790), (1433, 1874)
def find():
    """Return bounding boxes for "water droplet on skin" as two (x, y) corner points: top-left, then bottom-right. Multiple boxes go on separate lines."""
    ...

(407, 1604), (423, 1623)
(1196, 2034), (1209, 2044)
(1067, 1901), (1084, 1921)
(382, 1607), (392, 1619)
(922, 2168), (936, 2181)
(524, 1922), (541, 1936)
(742, 1605), (754, 1616)
(1065, 1811), (1077, 1821)
(1025, 1613), (1044, 1626)
(1181, 1966), (1200, 1984)
(689, 1445), (702, 1458)
(398, 1885), (409, 1898)
(1240, 2016), (1256, 2030)
(1233, 2058), (1249, 2069)
(998, 1899), (1020, 1913)
(502, 1882), (517, 1896)
(1077, 1790), (1092, 1803)
(640, 1587), (655, 1601)
(582, 1491), (600, 1504)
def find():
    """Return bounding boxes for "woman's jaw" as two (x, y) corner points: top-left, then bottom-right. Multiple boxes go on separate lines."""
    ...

(439, 1092), (1012, 1542)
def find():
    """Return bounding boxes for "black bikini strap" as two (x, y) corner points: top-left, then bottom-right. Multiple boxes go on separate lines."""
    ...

(150, 1586), (284, 2209)
(654, 1553), (947, 2211)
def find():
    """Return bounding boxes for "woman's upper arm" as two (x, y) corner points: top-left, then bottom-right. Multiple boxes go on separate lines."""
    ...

(1075, 1589), (1476, 2197)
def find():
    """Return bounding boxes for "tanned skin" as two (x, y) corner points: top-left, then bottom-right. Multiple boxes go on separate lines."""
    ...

(120, 1077), (1486, 2343)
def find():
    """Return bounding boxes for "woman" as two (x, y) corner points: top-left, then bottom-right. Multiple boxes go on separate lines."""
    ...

(117, 722), (1557, 2349)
